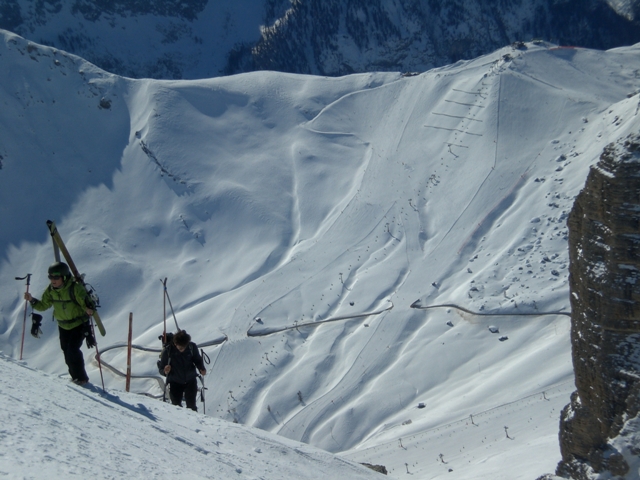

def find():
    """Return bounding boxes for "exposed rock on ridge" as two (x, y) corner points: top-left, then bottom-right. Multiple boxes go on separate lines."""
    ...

(233, 0), (640, 76)
(2, 0), (640, 79)
(555, 133), (640, 479)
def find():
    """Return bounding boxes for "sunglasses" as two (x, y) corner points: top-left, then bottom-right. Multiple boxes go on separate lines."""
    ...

(48, 275), (62, 280)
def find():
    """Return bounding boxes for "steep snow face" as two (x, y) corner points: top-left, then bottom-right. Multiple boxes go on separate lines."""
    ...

(0, 353), (381, 479)
(1, 30), (640, 478)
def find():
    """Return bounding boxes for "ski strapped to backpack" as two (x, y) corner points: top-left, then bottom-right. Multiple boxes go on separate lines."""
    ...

(46, 220), (106, 336)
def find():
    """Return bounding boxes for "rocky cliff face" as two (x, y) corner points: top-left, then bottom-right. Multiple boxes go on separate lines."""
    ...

(2, 0), (640, 79)
(0, 0), (266, 79)
(234, 0), (640, 76)
(555, 133), (640, 479)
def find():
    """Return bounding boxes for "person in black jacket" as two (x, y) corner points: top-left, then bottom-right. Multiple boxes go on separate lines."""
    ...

(158, 330), (206, 411)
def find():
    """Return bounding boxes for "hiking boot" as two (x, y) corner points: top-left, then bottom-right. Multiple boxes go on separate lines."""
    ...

(72, 378), (89, 386)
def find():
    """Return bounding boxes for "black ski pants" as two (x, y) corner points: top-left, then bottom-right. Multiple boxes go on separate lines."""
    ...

(59, 324), (89, 382)
(169, 378), (198, 411)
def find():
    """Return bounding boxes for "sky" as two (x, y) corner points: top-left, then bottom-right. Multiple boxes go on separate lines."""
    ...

(1, 30), (639, 479)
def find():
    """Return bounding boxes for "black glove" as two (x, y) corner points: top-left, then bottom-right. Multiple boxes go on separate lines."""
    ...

(30, 313), (43, 338)
(83, 321), (96, 349)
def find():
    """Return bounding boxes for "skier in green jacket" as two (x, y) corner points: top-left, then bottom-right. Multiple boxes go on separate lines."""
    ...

(24, 262), (96, 385)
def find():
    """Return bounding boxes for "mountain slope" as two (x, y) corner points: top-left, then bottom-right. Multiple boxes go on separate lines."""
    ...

(0, 353), (382, 479)
(2, 0), (640, 79)
(1, 30), (640, 478)
(0, 0), (267, 78)
(244, 0), (640, 76)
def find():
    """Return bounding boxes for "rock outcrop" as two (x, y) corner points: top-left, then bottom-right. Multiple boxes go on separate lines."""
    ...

(555, 133), (640, 479)
(233, 0), (640, 76)
(3, 0), (640, 79)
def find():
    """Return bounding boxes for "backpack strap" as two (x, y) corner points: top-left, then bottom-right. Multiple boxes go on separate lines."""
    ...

(68, 282), (78, 306)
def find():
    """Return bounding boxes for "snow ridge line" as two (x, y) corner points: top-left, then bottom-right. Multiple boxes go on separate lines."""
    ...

(410, 302), (571, 317)
(247, 302), (394, 337)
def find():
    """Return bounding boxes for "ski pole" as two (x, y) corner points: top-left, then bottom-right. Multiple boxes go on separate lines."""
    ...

(162, 278), (181, 331)
(15, 274), (31, 360)
(126, 312), (133, 392)
(198, 374), (207, 414)
(160, 278), (167, 341)
(163, 357), (171, 403)
(90, 317), (106, 392)
(200, 348), (210, 414)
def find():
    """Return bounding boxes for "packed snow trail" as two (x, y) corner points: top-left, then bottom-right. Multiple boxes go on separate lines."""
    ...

(410, 303), (572, 317)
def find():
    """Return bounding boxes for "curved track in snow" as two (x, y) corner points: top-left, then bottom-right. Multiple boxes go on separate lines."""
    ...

(410, 302), (571, 317)
(92, 336), (227, 397)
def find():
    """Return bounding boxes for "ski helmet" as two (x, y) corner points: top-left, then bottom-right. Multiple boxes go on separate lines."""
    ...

(48, 262), (71, 278)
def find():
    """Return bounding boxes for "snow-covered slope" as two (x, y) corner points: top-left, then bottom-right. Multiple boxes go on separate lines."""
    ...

(1, 29), (640, 478)
(0, 353), (381, 479)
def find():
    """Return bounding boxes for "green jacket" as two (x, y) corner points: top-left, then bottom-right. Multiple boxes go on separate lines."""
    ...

(31, 278), (94, 330)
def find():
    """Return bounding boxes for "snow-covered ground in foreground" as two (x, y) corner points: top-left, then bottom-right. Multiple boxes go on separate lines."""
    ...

(0, 352), (379, 479)
(1, 29), (640, 479)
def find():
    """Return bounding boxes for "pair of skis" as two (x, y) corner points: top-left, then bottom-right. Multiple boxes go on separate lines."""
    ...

(46, 220), (106, 336)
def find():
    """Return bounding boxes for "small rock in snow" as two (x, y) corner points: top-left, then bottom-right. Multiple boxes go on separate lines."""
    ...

(488, 326), (499, 333)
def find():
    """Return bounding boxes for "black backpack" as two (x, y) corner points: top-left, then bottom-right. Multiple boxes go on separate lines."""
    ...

(157, 332), (174, 376)
(157, 332), (196, 376)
